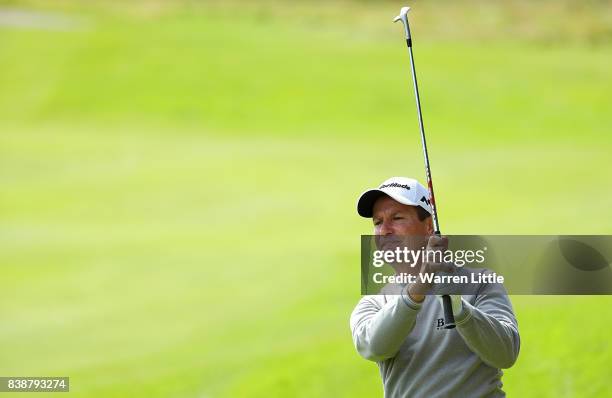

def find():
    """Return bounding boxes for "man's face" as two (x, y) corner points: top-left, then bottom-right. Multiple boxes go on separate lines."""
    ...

(372, 195), (433, 251)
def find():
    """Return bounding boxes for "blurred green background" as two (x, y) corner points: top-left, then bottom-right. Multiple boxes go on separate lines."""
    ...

(1, 0), (611, 397)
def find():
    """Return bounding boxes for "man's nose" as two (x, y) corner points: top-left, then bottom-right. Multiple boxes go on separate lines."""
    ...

(379, 220), (395, 235)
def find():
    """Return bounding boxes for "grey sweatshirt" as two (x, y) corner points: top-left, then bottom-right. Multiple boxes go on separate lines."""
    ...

(350, 283), (520, 398)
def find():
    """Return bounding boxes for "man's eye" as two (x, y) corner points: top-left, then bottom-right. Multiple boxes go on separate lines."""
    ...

(373, 220), (382, 226)
(393, 216), (403, 220)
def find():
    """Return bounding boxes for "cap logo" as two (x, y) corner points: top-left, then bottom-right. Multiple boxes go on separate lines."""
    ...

(379, 183), (411, 190)
(420, 196), (431, 206)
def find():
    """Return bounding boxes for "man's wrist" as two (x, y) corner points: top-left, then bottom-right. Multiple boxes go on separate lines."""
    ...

(400, 284), (424, 310)
(407, 286), (425, 303)
(450, 295), (464, 317)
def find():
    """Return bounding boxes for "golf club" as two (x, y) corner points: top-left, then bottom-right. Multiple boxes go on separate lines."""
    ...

(394, 6), (456, 329)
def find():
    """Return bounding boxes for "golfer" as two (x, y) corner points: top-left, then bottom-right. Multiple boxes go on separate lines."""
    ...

(350, 177), (520, 397)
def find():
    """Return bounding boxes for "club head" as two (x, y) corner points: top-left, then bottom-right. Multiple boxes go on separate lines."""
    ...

(393, 6), (410, 23)
(393, 6), (411, 40)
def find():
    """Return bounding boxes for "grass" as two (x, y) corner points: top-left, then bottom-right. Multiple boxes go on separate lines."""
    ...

(1, 1), (611, 397)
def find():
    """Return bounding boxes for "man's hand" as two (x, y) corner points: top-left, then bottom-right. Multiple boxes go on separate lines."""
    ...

(408, 235), (454, 303)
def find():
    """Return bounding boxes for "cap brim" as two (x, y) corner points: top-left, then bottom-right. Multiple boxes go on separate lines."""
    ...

(357, 189), (387, 218)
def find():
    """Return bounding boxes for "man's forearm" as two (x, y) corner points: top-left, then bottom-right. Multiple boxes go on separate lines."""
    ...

(455, 299), (520, 369)
(351, 290), (422, 362)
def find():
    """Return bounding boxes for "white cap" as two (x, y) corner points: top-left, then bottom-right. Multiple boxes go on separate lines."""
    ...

(357, 176), (432, 218)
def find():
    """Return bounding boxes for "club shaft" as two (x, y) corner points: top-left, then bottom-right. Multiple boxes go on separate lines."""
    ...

(406, 41), (441, 234)
(404, 37), (455, 329)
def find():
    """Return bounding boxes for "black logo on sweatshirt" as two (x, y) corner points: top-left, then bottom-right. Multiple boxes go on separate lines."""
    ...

(436, 318), (445, 330)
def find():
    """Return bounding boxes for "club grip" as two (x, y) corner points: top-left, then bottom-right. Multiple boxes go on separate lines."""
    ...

(441, 294), (456, 329)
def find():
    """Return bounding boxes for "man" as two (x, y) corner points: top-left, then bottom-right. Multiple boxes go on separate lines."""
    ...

(350, 177), (520, 397)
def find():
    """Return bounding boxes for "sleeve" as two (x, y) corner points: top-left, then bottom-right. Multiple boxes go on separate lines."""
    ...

(349, 288), (422, 362)
(454, 286), (521, 369)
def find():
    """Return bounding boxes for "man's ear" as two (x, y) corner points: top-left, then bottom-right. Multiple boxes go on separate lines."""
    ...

(426, 217), (434, 235)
